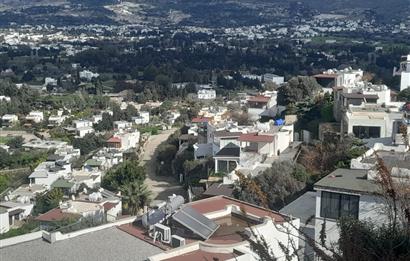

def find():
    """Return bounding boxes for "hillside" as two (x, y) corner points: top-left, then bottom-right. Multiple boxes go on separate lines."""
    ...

(0, 0), (408, 27)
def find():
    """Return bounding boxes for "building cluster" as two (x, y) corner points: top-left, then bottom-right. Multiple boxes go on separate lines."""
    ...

(185, 90), (297, 187)
(314, 57), (410, 145)
(0, 105), (148, 235)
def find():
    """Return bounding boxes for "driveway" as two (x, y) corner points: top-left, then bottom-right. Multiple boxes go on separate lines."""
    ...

(140, 128), (185, 201)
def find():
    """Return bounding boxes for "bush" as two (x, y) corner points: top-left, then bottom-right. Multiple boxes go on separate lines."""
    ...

(0, 219), (39, 240)
(234, 161), (307, 210)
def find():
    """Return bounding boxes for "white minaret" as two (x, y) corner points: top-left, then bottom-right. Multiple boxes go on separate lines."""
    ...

(399, 55), (410, 91)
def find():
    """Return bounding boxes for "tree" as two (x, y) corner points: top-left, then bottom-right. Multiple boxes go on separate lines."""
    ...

(397, 89), (410, 101)
(6, 136), (24, 149)
(157, 144), (178, 164)
(72, 133), (105, 155)
(33, 188), (64, 215)
(0, 175), (8, 193)
(102, 161), (146, 191)
(278, 76), (322, 105)
(94, 113), (113, 131)
(121, 181), (152, 215)
(233, 161), (307, 210)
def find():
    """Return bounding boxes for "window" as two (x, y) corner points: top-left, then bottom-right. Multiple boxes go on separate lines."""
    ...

(353, 126), (381, 139)
(320, 191), (359, 219)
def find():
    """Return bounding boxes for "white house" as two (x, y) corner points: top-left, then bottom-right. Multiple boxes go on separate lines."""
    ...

(197, 88), (216, 100)
(1, 114), (19, 126)
(247, 91), (278, 121)
(313, 163), (409, 254)
(28, 160), (72, 188)
(342, 104), (403, 139)
(394, 54), (410, 91)
(79, 70), (99, 81)
(76, 126), (95, 138)
(73, 120), (93, 129)
(0, 95), (11, 102)
(25, 111), (44, 124)
(167, 111), (180, 125)
(0, 201), (34, 234)
(106, 130), (140, 151)
(264, 73), (285, 85)
(44, 77), (58, 87)
(114, 121), (132, 130)
(132, 111), (150, 125)
(48, 115), (67, 127)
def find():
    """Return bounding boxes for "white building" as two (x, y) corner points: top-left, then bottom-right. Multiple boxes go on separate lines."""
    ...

(197, 88), (216, 100)
(394, 54), (410, 91)
(79, 70), (99, 81)
(73, 120), (93, 129)
(132, 111), (150, 125)
(1, 114), (18, 126)
(242, 74), (263, 81)
(48, 115), (67, 127)
(25, 111), (44, 124)
(314, 157), (409, 255)
(107, 130), (140, 151)
(114, 121), (132, 130)
(166, 111), (181, 125)
(44, 77), (58, 87)
(76, 126), (95, 138)
(342, 104), (403, 140)
(28, 159), (72, 188)
(263, 73), (285, 85)
(0, 95), (11, 102)
(0, 201), (34, 234)
(247, 91), (278, 121)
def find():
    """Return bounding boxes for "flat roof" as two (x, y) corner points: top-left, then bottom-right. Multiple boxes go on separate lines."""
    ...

(341, 93), (378, 99)
(187, 196), (287, 223)
(361, 150), (410, 170)
(239, 133), (274, 143)
(203, 183), (234, 197)
(314, 169), (380, 194)
(280, 191), (316, 224)
(0, 227), (163, 261)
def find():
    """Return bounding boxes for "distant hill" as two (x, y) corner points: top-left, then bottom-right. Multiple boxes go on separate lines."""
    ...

(0, 0), (408, 26)
(294, 0), (410, 21)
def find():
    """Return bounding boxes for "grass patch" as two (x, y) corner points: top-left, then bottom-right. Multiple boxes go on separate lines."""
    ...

(0, 136), (12, 144)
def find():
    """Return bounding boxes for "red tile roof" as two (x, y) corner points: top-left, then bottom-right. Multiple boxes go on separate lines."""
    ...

(191, 117), (212, 123)
(187, 196), (286, 223)
(247, 95), (270, 103)
(239, 133), (275, 143)
(35, 208), (80, 222)
(107, 136), (121, 143)
(103, 202), (118, 211)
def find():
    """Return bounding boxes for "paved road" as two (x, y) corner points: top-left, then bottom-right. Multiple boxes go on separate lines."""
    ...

(140, 128), (184, 201)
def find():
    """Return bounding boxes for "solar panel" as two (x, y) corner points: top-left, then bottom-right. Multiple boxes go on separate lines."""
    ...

(182, 206), (219, 231)
(173, 206), (219, 240)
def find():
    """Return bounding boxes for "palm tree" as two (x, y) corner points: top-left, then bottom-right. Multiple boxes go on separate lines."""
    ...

(121, 181), (152, 216)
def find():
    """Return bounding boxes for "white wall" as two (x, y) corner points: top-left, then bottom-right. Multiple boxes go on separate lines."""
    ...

(314, 189), (389, 251)
(0, 231), (43, 248)
(0, 212), (9, 234)
(250, 218), (300, 261)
